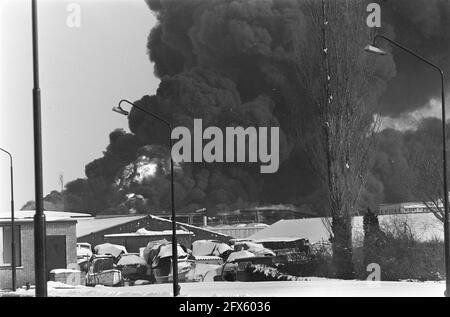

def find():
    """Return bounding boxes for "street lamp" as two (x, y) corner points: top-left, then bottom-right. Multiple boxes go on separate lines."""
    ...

(365, 34), (449, 297)
(112, 99), (180, 297)
(0, 147), (16, 291)
(31, 0), (47, 297)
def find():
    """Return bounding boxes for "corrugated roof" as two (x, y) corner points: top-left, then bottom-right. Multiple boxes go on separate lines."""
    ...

(76, 215), (148, 238)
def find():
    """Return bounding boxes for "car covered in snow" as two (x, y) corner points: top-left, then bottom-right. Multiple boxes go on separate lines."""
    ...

(116, 253), (148, 281)
(219, 251), (274, 282)
(143, 239), (193, 284)
(86, 254), (123, 287)
(191, 239), (232, 263)
(233, 241), (275, 257)
(94, 243), (127, 261)
(77, 242), (93, 260)
(77, 242), (93, 272)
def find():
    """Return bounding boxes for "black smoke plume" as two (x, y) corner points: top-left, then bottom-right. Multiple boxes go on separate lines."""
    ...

(22, 0), (450, 216)
(379, 0), (450, 116)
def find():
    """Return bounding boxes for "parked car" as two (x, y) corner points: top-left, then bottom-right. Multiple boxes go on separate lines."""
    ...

(116, 253), (148, 281)
(77, 242), (93, 260)
(192, 240), (231, 257)
(143, 240), (194, 284)
(86, 254), (123, 287)
(94, 243), (127, 261)
(220, 251), (274, 282)
(77, 242), (93, 273)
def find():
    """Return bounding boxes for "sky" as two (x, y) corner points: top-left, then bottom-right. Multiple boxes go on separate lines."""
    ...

(0, 0), (159, 211)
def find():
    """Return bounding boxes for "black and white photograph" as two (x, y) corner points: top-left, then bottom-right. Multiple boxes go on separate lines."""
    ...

(1, 0), (450, 300)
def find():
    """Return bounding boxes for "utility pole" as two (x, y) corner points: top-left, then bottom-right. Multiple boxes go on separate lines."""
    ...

(32, 0), (47, 297)
(0, 147), (16, 291)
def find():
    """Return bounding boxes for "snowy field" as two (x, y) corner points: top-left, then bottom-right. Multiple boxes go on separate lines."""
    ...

(7, 279), (446, 297)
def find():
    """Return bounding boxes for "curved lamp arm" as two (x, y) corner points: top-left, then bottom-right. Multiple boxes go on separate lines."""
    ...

(0, 147), (13, 165)
(373, 35), (444, 77)
(115, 99), (173, 130)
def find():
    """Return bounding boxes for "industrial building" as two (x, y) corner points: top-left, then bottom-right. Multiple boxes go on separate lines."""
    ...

(0, 211), (82, 290)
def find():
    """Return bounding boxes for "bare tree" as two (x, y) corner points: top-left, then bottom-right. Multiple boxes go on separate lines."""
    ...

(408, 121), (448, 222)
(291, 0), (381, 279)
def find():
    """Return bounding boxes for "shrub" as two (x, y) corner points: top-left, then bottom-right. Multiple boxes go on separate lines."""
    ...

(245, 264), (309, 281)
(275, 243), (334, 278)
(355, 218), (445, 281)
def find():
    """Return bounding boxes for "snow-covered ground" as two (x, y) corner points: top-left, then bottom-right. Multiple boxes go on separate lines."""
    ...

(7, 279), (445, 297)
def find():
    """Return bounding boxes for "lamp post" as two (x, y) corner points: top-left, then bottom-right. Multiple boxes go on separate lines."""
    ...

(365, 34), (449, 297)
(31, 0), (47, 297)
(112, 99), (180, 297)
(0, 147), (16, 291)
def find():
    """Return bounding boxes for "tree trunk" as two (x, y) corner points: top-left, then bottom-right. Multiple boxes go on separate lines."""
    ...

(332, 214), (354, 279)
(363, 208), (385, 269)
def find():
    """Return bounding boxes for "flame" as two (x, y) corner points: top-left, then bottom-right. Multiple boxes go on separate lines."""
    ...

(134, 159), (158, 184)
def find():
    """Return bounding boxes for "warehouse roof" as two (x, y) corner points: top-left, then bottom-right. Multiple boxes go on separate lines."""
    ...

(0, 210), (90, 223)
(76, 215), (148, 238)
(248, 213), (444, 244)
(248, 218), (331, 244)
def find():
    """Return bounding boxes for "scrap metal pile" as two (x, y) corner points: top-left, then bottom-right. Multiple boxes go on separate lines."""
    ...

(71, 236), (311, 287)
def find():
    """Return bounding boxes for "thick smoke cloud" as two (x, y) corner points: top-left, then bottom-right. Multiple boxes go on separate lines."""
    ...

(370, 118), (449, 207)
(379, 0), (450, 116)
(22, 0), (450, 216)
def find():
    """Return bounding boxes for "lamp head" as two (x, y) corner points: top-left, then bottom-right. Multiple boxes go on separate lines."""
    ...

(112, 105), (129, 116)
(364, 44), (387, 56)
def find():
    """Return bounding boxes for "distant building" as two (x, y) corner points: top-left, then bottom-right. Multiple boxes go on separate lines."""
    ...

(0, 211), (81, 290)
(150, 204), (316, 239)
(215, 204), (316, 226)
(248, 218), (331, 246)
(104, 229), (195, 253)
(151, 210), (208, 227)
(378, 202), (442, 215)
(76, 214), (233, 248)
(247, 213), (444, 247)
(204, 223), (269, 239)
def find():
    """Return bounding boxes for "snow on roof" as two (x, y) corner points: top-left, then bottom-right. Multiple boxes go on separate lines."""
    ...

(248, 237), (301, 243)
(149, 215), (231, 238)
(0, 210), (92, 221)
(104, 229), (193, 238)
(208, 223), (269, 229)
(248, 213), (444, 244)
(248, 218), (331, 244)
(76, 215), (148, 237)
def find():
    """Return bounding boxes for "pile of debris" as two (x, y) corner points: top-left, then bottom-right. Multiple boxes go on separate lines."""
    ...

(51, 231), (311, 287)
